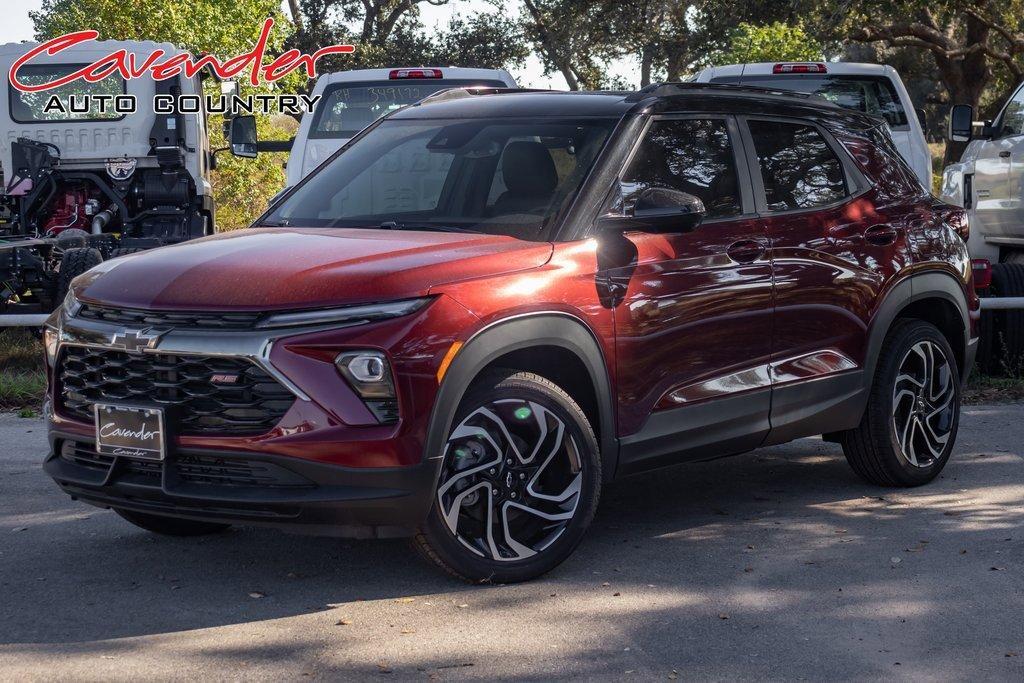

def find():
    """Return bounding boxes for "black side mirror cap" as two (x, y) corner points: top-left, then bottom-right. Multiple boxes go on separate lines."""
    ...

(948, 104), (975, 143)
(597, 188), (706, 234)
(229, 115), (258, 158)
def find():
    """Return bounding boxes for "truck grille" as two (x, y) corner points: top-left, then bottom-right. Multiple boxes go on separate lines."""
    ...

(77, 304), (263, 330)
(58, 346), (295, 435)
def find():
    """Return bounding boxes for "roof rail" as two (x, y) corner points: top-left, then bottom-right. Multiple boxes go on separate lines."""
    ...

(624, 81), (818, 102)
(417, 87), (554, 106)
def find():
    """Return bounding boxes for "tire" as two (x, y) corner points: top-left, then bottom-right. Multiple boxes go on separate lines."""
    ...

(55, 247), (102, 309)
(990, 262), (1024, 373)
(109, 247), (143, 258)
(840, 319), (960, 487)
(114, 509), (231, 536)
(413, 370), (602, 583)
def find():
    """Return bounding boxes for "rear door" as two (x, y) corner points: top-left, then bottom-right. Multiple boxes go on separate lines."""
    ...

(738, 116), (903, 443)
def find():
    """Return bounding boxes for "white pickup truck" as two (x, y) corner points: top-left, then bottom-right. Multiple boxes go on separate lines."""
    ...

(692, 61), (932, 189)
(941, 87), (1024, 371)
(285, 67), (517, 187)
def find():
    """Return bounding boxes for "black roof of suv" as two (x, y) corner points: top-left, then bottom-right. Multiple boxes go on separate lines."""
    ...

(397, 83), (883, 131)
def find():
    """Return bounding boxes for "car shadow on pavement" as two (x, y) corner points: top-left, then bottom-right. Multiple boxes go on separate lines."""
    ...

(0, 407), (1022, 680)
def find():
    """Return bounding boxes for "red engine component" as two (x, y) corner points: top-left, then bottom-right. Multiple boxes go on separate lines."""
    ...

(42, 186), (99, 235)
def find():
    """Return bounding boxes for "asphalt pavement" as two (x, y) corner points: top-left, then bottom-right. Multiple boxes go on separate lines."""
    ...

(1, 405), (1022, 681)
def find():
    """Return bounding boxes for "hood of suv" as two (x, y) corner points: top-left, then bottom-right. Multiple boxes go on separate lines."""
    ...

(75, 228), (554, 310)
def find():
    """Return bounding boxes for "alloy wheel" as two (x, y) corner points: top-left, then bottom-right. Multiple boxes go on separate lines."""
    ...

(891, 340), (956, 467)
(436, 398), (584, 561)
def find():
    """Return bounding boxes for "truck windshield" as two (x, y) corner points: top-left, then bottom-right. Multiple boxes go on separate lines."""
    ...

(261, 117), (616, 241)
(310, 80), (509, 139)
(9, 64), (126, 123)
(711, 74), (909, 128)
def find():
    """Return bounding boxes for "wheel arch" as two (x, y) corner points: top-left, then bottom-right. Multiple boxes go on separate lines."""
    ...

(867, 270), (971, 386)
(424, 313), (619, 483)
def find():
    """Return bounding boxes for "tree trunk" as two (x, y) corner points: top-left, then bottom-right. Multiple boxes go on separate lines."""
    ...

(932, 14), (991, 167)
(640, 45), (654, 88)
(286, 0), (303, 31)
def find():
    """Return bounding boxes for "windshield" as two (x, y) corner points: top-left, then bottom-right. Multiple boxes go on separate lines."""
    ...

(262, 117), (616, 240)
(310, 80), (509, 139)
(711, 74), (909, 128)
(9, 64), (126, 123)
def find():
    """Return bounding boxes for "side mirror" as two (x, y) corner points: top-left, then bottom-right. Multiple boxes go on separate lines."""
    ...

(948, 104), (974, 143)
(598, 187), (706, 234)
(229, 115), (258, 158)
(915, 107), (927, 129)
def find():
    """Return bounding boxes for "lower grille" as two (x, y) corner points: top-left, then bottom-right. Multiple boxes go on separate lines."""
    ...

(59, 441), (315, 489)
(58, 346), (295, 435)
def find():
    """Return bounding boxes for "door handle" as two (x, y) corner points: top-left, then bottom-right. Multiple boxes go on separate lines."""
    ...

(1000, 150), (1012, 158)
(726, 239), (766, 264)
(864, 223), (901, 246)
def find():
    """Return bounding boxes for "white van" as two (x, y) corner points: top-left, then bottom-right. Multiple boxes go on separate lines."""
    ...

(692, 62), (932, 188)
(286, 67), (517, 186)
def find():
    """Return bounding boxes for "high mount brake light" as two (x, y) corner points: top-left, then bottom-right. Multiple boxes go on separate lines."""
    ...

(389, 68), (443, 79)
(772, 63), (828, 74)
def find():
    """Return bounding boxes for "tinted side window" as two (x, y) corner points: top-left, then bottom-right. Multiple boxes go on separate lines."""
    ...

(747, 120), (848, 211)
(999, 84), (1024, 137)
(620, 119), (743, 220)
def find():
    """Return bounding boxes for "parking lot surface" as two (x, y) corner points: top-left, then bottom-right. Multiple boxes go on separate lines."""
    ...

(1, 405), (1022, 681)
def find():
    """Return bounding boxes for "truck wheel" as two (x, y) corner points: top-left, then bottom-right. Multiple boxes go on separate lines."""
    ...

(109, 247), (142, 258)
(991, 263), (1024, 373)
(840, 319), (960, 487)
(413, 371), (602, 583)
(115, 509), (230, 536)
(55, 247), (102, 309)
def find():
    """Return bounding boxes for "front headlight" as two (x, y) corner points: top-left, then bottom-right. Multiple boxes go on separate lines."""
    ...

(256, 297), (432, 330)
(62, 288), (82, 318)
(43, 326), (59, 366)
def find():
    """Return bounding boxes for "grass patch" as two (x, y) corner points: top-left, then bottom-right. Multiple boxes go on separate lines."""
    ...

(964, 373), (1024, 405)
(0, 329), (45, 412)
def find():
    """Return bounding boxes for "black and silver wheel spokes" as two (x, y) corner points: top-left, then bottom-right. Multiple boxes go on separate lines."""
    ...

(437, 399), (583, 562)
(892, 341), (956, 467)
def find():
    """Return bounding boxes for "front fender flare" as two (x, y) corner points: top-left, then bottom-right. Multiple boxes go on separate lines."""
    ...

(422, 313), (618, 484)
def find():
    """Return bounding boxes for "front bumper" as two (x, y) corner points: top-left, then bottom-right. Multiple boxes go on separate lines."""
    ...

(45, 431), (442, 537)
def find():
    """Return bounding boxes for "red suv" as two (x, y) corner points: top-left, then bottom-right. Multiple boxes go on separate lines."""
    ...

(43, 85), (978, 582)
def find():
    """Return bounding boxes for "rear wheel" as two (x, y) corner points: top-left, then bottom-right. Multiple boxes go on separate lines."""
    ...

(414, 371), (601, 583)
(109, 247), (143, 258)
(115, 509), (231, 536)
(990, 262), (1024, 372)
(840, 319), (960, 486)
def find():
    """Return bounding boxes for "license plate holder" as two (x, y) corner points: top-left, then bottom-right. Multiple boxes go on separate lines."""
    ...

(94, 404), (166, 461)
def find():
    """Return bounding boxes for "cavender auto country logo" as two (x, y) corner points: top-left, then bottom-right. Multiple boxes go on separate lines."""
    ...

(7, 18), (352, 115)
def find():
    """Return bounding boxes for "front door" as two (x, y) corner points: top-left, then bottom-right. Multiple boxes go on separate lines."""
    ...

(604, 116), (775, 473)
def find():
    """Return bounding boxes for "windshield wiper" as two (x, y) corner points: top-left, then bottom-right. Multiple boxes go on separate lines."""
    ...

(378, 221), (481, 234)
(258, 218), (291, 227)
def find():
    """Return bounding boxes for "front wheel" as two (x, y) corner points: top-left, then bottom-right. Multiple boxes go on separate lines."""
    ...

(840, 319), (960, 486)
(414, 371), (602, 583)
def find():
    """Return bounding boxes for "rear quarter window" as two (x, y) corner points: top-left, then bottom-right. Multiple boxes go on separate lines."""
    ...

(835, 126), (923, 198)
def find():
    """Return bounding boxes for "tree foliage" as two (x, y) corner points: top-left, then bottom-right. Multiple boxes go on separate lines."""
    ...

(716, 21), (824, 64)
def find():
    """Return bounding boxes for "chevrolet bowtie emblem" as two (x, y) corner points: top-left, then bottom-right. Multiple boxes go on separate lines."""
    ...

(109, 327), (164, 354)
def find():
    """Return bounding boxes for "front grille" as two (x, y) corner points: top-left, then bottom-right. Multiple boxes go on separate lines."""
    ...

(59, 441), (315, 489)
(58, 346), (295, 435)
(77, 304), (263, 331)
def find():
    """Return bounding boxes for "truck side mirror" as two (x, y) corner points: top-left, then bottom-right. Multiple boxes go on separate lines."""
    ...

(948, 104), (974, 142)
(229, 115), (258, 158)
